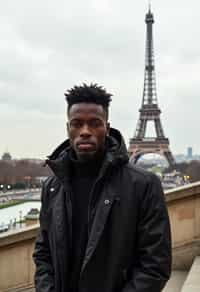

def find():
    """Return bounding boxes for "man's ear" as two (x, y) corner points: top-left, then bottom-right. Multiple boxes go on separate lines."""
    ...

(106, 122), (110, 136)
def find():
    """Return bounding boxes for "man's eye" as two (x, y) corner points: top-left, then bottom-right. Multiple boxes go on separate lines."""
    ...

(70, 120), (82, 128)
(89, 120), (102, 128)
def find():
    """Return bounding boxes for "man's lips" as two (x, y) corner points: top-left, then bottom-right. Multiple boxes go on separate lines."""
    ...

(77, 142), (95, 151)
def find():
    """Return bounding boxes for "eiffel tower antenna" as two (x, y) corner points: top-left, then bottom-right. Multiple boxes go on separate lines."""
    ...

(149, 0), (151, 11)
(128, 6), (175, 167)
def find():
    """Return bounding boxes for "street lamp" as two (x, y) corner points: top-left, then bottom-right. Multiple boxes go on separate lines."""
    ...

(7, 185), (11, 191)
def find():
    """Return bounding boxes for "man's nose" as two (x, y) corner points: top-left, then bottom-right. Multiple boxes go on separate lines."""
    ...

(80, 124), (91, 137)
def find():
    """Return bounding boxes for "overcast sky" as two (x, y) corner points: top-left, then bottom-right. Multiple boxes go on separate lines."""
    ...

(0, 0), (200, 158)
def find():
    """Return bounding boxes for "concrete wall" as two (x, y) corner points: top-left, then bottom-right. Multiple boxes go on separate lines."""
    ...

(1, 181), (200, 290)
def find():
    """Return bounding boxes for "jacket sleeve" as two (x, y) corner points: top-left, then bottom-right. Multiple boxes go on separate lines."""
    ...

(33, 179), (55, 292)
(122, 174), (172, 292)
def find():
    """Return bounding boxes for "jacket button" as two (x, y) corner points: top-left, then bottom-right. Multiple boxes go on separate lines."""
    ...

(104, 199), (110, 205)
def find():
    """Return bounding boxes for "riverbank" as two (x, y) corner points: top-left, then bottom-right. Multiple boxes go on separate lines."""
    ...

(0, 200), (37, 210)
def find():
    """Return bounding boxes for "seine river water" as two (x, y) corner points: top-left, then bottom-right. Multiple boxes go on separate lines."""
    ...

(0, 201), (41, 225)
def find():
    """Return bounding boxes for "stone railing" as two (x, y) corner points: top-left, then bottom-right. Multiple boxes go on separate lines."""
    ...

(1, 181), (200, 290)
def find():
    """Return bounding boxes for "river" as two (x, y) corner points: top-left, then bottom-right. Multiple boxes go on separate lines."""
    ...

(0, 201), (41, 225)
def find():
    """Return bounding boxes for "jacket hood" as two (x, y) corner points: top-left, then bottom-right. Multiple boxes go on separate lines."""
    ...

(46, 128), (129, 178)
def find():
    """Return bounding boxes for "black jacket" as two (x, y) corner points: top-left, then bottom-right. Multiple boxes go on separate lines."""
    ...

(33, 128), (171, 292)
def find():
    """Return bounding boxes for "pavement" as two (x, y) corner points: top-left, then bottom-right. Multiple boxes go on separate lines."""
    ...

(181, 257), (200, 292)
(163, 270), (188, 292)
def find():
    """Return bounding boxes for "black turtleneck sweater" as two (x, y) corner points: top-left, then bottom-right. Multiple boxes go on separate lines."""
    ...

(69, 152), (104, 292)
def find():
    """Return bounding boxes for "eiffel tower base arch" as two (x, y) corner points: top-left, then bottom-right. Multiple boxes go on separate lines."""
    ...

(129, 138), (175, 167)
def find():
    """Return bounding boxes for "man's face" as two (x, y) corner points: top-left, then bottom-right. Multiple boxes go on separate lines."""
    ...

(67, 103), (110, 162)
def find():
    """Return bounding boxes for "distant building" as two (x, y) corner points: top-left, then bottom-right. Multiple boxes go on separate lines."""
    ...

(187, 147), (193, 159)
(1, 152), (12, 161)
(21, 158), (43, 164)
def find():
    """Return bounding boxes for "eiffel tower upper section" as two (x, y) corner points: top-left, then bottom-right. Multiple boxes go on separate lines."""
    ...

(129, 6), (175, 166)
(142, 6), (158, 106)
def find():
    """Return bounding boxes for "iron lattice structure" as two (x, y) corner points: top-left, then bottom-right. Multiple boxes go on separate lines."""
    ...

(129, 7), (175, 167)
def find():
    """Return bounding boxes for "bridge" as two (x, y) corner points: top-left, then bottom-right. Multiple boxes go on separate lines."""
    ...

(1, 183), (200, 291)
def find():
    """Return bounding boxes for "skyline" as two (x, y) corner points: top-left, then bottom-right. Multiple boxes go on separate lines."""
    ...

(0, 0), (200, 158)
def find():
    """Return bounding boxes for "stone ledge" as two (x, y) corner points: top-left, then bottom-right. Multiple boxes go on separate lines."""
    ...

(165, 181), (200, 203)
(0, 224), (39, 248)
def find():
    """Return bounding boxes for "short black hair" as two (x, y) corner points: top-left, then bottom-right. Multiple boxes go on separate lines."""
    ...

(64, 83), (112, 119)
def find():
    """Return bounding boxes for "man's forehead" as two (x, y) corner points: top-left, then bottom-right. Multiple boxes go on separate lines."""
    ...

(69, 103), (105, 116)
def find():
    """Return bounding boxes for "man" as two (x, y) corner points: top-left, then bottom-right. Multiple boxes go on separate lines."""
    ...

(33, 83), (171, 292)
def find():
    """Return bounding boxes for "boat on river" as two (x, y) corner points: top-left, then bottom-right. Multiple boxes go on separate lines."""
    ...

(25, 208), (40, 220)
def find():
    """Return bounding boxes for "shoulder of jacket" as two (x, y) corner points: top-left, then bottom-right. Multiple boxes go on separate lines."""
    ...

(40, 176), (64, 206)
(42, 175), (62, 192)
(122, 164), (163, 204)
(123, 162), (159, 184)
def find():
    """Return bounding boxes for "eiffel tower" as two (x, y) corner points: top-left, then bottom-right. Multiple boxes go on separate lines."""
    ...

(129, 6), (175, 167)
